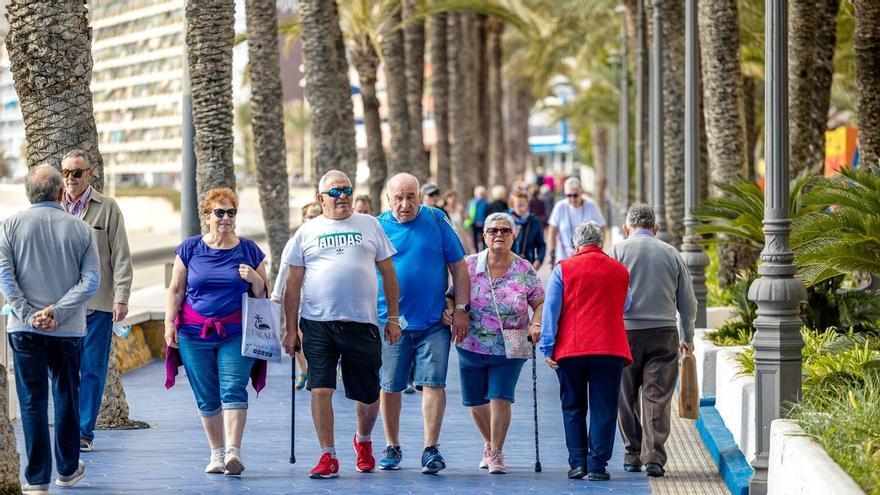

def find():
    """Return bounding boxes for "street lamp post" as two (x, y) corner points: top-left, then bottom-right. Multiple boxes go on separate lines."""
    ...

(748, 0), (806, 492)
(619, 13), (630, 214)
(681, 0), (709, 327)
(181, 7), (200, 238)
(635, 0), (646, 203)
(649, 0), (669, 242)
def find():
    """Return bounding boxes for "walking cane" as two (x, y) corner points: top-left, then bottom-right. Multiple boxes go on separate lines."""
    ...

(290, 357), (296, 464)
(531, 343), (542, 472)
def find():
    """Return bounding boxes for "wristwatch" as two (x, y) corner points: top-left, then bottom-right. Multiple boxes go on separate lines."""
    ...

(455, 303), (471, 312)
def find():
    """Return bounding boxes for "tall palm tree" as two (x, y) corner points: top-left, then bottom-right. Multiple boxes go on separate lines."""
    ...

(853, 0), (880, 167)
(788, 0), (818, 177)
(475, 15), (490, 188)
(186, 0), (236, 208)
(486, 17), (506, 187)
(430, 11), (452, 191)
(809, 0), (841, 175)
(404, 0), (429, 181)
(448, 13), (470, 201)
(698, 0), (752, 287)
(380, 2), (411, 176)
(300, 0), (358, 179)
(462, 13), (480, 190)
(245, 0), (290, 282)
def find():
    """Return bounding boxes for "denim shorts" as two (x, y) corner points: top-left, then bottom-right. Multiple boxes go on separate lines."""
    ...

(178, 333), (254, 417)
(380, 323), (451, 393)
(457, 347), (526, 407)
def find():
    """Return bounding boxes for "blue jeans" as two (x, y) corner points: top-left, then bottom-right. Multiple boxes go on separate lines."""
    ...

(9, 332), (83, 485)
(556, 355), (625, 472)
(457, 347), (526, 407)
(178, 333), (254, 417)
(380, 323), (451, 392)
(79, 310), (113, 441)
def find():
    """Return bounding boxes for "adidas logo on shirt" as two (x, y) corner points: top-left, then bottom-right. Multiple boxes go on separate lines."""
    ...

(317, 232), (364, 252)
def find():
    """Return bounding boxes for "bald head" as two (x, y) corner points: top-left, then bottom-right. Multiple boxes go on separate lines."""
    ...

(386, 173), (421, 223)
(25, 165), (64, 204)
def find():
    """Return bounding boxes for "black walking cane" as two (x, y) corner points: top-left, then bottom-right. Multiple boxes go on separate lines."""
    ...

(290, 357), (296, 464)
(531, 342), (542, 472)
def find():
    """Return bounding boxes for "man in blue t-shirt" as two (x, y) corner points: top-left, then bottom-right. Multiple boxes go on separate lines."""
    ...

(376, 173), (470, 474)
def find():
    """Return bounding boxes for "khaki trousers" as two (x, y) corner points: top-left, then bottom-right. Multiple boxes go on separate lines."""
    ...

(617, 327), (679, 466)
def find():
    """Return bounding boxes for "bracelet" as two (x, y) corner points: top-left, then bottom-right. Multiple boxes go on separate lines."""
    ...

(529, 322), (541, 327)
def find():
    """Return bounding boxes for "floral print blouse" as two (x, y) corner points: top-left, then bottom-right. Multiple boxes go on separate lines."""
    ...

(457, 251), (545, 356)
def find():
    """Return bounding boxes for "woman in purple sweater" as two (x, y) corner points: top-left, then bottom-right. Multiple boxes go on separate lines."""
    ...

(164, 188), (268, 476)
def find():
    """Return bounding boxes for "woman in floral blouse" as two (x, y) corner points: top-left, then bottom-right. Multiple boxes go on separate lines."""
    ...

(444, 212), (544, 474)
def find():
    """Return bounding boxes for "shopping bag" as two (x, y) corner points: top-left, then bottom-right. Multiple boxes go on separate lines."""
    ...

(241, 294), (282, 363)
(678, 348), (700, 420)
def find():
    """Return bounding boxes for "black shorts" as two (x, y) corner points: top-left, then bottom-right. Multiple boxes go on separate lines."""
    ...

(300, 318), (382, 404)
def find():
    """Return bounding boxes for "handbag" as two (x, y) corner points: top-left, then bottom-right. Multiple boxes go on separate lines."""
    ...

(488, 274), (532, 360)
(678, 348), (700, 420)
(241, 293), (283, 363)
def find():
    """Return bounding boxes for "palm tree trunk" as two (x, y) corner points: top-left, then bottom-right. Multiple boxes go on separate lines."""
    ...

(6, 0), (104, 185)
(660, 0), (686, 248)
(245, 0), (289, 283)
(486, 18), (505, 188)
(381, 3), (410, 177)
(462, 13), (480, 190)
(300, 0), (357, 179)
(503, 78), (532, 183)
(788, 0), (818, 177)
(431, 11), (451, 191)
(854, 0), (880, 167)
(810, 0), (841, 175)
(698, 0), (753, 287)
(352, 40), (388, 213)
(404, 0), (428, 181)
(0, 365), (19, 492)
(186, 0), (236, 208)
(448, 13), (469, 201)
(743, 76), (759, 179)
(592, 126), (609, 215)
(475, 15), (490, 188)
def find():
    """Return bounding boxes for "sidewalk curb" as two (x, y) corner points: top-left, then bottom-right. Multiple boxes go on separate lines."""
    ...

(695, 397), (753, 495)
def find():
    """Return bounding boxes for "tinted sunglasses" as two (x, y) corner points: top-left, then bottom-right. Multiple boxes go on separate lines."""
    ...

(485, 227), (513, 236)
(212, 208), (238, 218)
(565, 193), (580, 198)
(60, 168), (90, 179)
(322, 187), (353, 198)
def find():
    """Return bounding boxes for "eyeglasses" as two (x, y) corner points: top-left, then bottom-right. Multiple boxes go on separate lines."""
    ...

(322, 187), (353, 198)
(60, 168), (90, 179)
(485, 227), (513, 236)
(212, 208), (238, 218)
(565, 193), (580, 198)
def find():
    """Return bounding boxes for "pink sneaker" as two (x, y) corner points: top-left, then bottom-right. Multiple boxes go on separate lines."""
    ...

(487, 448), (506, 474)
(479, 442), (491, 469)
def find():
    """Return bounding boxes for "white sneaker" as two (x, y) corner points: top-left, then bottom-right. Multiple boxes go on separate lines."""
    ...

(205, 448), (225, 474)
(55, 459), (86, 487)
(21, 484), (50, 495)
(224, 447), (245, 476)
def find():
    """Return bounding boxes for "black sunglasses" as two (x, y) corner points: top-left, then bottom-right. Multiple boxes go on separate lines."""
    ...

(322, 187), (353, 198)
(212, 208), (238, 218)
(485, 227), (513, 236)
(61, 168), (90, 179)
(565, 193), (580, 198)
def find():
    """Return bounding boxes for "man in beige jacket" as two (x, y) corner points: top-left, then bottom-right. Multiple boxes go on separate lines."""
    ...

(60, 149), (133, 453)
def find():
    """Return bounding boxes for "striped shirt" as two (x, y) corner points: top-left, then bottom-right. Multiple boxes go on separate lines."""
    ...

(64, 186), (92, 219)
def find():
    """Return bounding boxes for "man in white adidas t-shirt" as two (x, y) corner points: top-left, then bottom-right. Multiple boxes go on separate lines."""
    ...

(282, 170), (400, 479)
(547, 177), (608, 264)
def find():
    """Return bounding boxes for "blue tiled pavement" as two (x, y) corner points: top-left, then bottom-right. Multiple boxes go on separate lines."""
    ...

(15, 349), (652, 494)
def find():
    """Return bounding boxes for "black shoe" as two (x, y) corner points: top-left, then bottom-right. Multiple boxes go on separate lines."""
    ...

(623, 463), (642, 472)
(588, 470), (611, 481)
(567, 466), (586, 479)
(645, 462), (665, 477)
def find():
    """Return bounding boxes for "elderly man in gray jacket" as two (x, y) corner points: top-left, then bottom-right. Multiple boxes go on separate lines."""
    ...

(609, 203), (697, 479)
(0, 165), (100, 493)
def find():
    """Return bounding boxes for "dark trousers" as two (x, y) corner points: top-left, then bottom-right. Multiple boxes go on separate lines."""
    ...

(618, 328), (679, 466)
(79, 310), (113, 441)
(555, 355), (625, 472)
(471, 225), (484, 252)
(9, 332), (82, 485)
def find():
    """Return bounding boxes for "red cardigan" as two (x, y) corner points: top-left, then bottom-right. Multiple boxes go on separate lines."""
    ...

(554, 245), (632, 364)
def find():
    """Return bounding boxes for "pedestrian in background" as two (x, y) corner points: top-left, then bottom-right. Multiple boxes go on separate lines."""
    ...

(485, 185), (509, 216)
(465, 186), (489, 252)
(354, 195), (373, 215)
(165, 187), (269, 476)
(540, 221), (631, 481)
(508, 191), (546, 270)
(527, 184), (548, 228)
(0, 165), (99, 491)
(610, 203), (697, 478)
(547, 178), (606, 265)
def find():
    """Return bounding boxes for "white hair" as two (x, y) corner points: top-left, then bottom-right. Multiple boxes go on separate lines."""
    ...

(626, 203), (656, 229)
(318, 170), (351, 192)
(573, 221), (604, 249)
(484, 212), (515, 230)
(564, 177), (582, 192)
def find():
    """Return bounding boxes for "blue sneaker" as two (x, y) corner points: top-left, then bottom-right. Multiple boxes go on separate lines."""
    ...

(378, 445), (402, 470)
(421, 445), (446, 474)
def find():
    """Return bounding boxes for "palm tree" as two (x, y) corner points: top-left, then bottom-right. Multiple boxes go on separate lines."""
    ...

(0, 367), (18, 492)
(186, 0), (236, 208)
(404, 0), (429, 181)
(486, 17), (506, 187)
(789, 0), (818, 177)
(698, 0), (752, 288)
(245, 0), (290, 282)
(447, 13), (470, 201)
(300, 0), (358, 179)
(853, 0), (880, 167)
(809, 0), (842, 175)
(430, 10), (452, 191)
(380, 2), (411, 176)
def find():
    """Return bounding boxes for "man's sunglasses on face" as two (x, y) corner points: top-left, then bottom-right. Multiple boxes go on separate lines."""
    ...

(566, 193), (580, 198)
(61, 168), (90, 179)
(323, 186), (353, 198)
(213, 208), (238, 218)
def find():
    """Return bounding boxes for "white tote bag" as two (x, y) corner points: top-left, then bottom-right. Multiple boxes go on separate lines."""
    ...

(240, 294), (282, 363)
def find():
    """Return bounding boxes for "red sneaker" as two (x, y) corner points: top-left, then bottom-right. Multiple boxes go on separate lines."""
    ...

(309, 452), (339, 479)
(353, 436), (375, 473)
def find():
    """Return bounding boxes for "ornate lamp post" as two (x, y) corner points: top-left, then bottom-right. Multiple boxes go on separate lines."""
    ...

(649, 0), (669, 242)
(681, 0), (709, 326)
(748, 0), (806, 491)
(635, 0), (646, 203)
(619, 10), (630, 212)
(181, 7), (199, 238)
